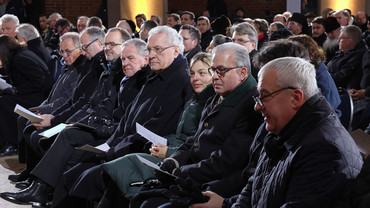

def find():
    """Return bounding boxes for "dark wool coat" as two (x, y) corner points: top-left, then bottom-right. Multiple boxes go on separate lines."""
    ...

(232, 95), (363, 208)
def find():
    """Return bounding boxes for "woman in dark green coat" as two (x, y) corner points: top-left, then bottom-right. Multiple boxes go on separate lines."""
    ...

(101, 52), (215, 200)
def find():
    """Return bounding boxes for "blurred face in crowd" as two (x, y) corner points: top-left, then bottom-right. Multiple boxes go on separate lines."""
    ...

(334, 12), (349, 26)
(268, 24), (278, 38)
(104, 30), (124, 62)
(355, 12), (367, 25)
(39, 16), (47, 30)
(312, 22), (325, 38)
(147, 32), (179, 73)
(190, 60), (212, 94)
(211, 50), (247, 96)
(121, 43), (148, 77)
(2, 22), (17, 38)
(181, 14), (194, 25)
(167, 16), (178, 27)
(80, 33), (103, 60)
(136, 16), (145, 28)
(288, 21), (302, 35)
(139, 24), (149, 41)
(254, 68), (297, 135)
(77, 18), (88, 33)
(273, 15), (286, 26)
(59, 37), (81, 66)
(196, 19), (210, 34)
(338, 31), (353, 52)
(232, 32), (256, 53)
(180, 29), (197, 53)
(49, 15), (59, 29)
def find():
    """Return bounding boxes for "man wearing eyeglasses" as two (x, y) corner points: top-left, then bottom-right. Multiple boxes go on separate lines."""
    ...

(135, 42), (262, 208)
(191, 57), (363, 208)
(231, 22), (259, 80)
(0, 27), (119, 207)
(11, 32), (88, 189)
(45, 26), (193, 206)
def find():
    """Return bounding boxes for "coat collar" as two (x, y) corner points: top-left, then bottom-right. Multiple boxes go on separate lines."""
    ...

(219, 75), (257, 107)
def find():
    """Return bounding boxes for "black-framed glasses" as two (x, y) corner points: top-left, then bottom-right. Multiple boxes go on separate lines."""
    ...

(253, 87), (296, 107)
(57, 46), (80, 56)
(103, 42), (122, 49)
(81, 38), (99, 51)
(232, 38), (253, 44)
(147, 45), (175, 54)
(208, 66), (243, 77)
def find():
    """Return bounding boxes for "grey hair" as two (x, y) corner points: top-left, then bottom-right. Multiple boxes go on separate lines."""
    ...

(49, 13), (62, 19)
(258, 57), (319, 99)
(341, 25), (363, 45)
(60, 32), (81, 47)
(0, 14), (19, 26)
(121, 38), (148, 56)
(148, 25), (184, 55)
(15, 23), (40, 40)
(231, 22), (258, 45)
(78, 16), (89, 21)
(80, 26), (105, 42)
(151, 15), (162, 24)
(212, 42), (251, 75)
(107, 27), (131, 43)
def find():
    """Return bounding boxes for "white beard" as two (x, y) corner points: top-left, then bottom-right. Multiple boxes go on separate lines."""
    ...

(323, 37), (338, 51)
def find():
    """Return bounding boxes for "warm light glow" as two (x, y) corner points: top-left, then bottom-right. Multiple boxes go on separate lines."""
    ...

(121, 0), (164, 30)
(333, 0), (350, 11)
(321, 0), (365, 15)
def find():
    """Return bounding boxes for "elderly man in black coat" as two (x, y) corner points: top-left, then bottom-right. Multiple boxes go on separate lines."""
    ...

(327, 25), (368, 89)
(131, 42), (263, 208)
(12, 32), (87, 182)
(192, 57), (363, 208)
(58, 26), (193, 206)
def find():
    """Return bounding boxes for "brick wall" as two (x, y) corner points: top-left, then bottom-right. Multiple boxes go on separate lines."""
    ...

(45, 0), (102, 26)
(168, 0), (286, 20)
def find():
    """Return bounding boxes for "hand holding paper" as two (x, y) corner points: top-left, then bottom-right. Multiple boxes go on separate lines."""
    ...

(14, 104), (43, 123)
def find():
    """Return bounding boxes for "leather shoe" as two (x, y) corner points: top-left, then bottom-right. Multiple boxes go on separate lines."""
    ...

(8, 169), (30, 182)
(0, 143), (18, 157)
(0, 181), (48, 207)
(15, 177), (34, 190)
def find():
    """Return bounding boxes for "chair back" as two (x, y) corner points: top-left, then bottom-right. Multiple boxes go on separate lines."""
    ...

(338, 87), (354, 130)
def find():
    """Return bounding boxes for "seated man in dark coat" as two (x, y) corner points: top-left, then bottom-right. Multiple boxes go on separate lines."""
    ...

(12, 32), (87, 183)
(327, 25), (368, 89)
(0, 35), (54, 157)
(180, 24), (202, 65)
(16, 23), (52, 69)
(132, 42), (263, 208)
(191, 57), (363, 208)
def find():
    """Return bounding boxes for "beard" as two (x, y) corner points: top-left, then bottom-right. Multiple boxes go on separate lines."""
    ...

(323, 37), (338, 51)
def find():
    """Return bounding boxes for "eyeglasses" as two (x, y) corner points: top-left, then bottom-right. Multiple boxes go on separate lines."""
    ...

(253, 87), (296, 107)
(208, 66), (242, 77)
(103, 42), (122, 49)
(147, 45), (175, 54)
(81, 38), (99, 51)
(232, 38), (253, 44)
(57, 46), (80, 56)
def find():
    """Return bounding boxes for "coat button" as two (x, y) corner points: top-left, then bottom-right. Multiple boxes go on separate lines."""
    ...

(204, 122), (208, 127)
(194, 142), (198, 147)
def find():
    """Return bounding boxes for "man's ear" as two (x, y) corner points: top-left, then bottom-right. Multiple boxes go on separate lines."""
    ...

(240, 67), (248, 81)
(291, 89), (305, 109)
